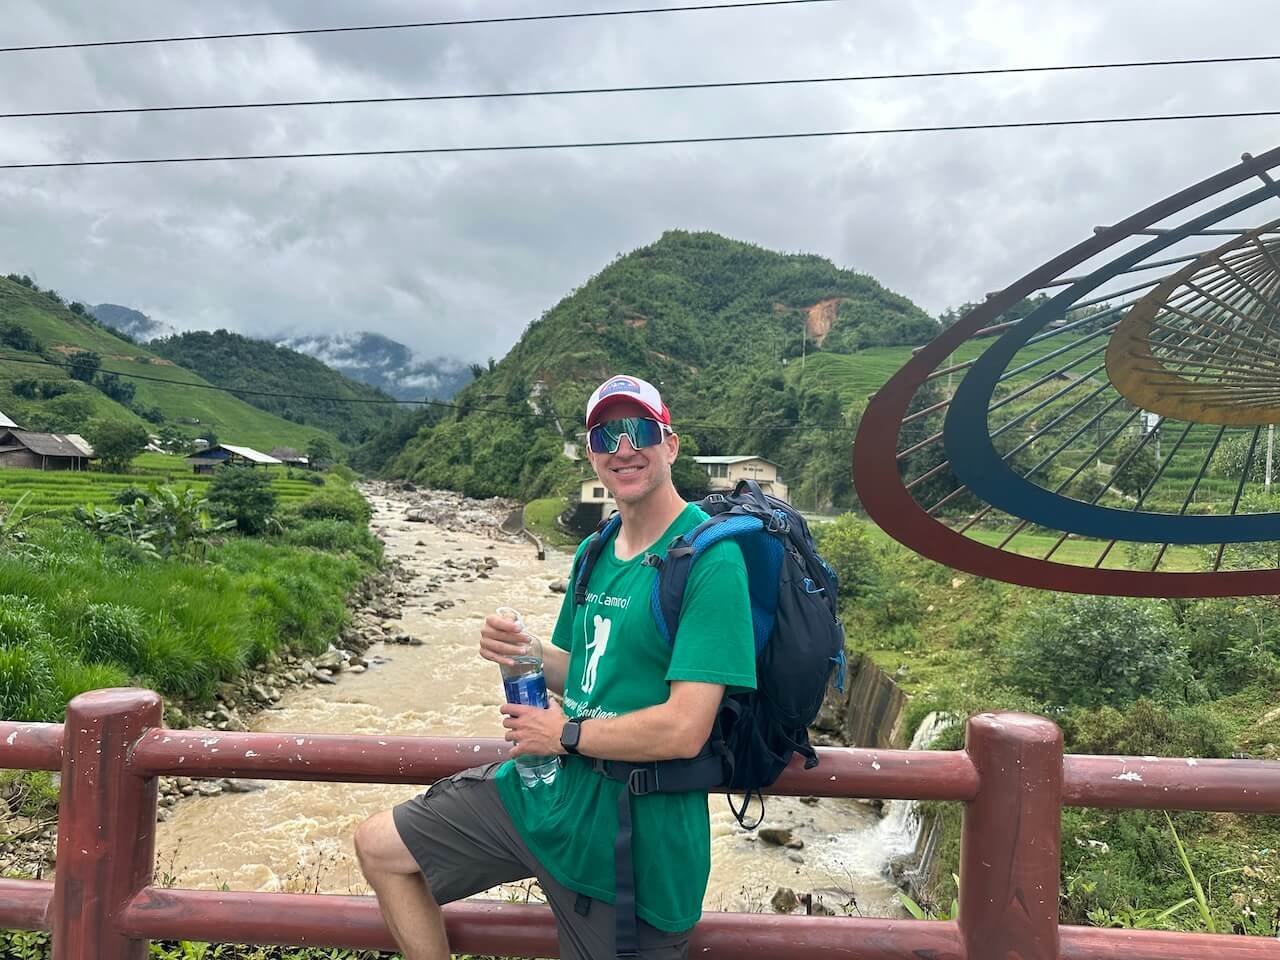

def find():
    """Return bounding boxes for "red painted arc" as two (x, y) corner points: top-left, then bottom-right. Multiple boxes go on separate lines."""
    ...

(854, 145), (1280, 597)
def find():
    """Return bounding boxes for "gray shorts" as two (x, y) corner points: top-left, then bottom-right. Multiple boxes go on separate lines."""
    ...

(392, 762), (689, 960)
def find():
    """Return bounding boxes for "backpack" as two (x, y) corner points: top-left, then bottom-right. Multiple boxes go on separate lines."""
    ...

(570, 479), (846, 958)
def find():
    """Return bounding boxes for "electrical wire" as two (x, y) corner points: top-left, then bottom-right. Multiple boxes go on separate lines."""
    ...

(0, 352), (857, 434)
(7, 53), (1279, 119)
(3, 109), (1278, 170)
(0, 0), (842, 54)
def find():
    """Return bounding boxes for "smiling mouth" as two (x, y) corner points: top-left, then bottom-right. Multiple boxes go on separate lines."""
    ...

(611, 465), (644, 476)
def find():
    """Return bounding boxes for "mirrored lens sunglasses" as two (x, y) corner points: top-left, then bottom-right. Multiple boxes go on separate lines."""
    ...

(588, 416), (669, 454)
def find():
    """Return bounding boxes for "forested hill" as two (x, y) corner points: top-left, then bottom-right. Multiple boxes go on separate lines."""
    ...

(150, 330), (394, 444)
(371, 231), (939, 507)
(0, 273), (334, 450)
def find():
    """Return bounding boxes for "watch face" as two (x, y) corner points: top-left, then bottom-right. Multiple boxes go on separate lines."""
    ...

(562, 720), (581, 750)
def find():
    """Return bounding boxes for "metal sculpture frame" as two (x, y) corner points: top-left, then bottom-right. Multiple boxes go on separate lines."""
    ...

(855, 146), (1280, 596)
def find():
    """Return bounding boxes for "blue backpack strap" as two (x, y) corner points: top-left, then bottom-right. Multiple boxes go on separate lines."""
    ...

(573, 513), (621, 607)
(651, 513), (780, 649)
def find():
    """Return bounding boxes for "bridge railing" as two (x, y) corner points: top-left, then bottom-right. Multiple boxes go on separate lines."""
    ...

(0, 688), (1277, 959)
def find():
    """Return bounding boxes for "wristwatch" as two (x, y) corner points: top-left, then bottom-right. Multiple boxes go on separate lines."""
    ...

(560, 718), (584, 756)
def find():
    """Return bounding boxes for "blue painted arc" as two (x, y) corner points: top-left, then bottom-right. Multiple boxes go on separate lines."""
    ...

(944, 181), (1280, 545)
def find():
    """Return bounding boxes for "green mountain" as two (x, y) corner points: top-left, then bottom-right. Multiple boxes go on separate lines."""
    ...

(0, 274), (337, 451)
(150, 329), (396, 444)
(375, 231), (939, 509)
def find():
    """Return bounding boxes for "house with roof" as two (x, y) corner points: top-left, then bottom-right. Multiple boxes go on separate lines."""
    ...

(185, 444), (282, 474)
(694, 455), (788, 501)
(0, 429), (96, 471)
(269, 446), (310, 469)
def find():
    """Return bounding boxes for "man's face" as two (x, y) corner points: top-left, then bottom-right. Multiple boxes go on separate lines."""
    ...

(587, 399), (680, 507)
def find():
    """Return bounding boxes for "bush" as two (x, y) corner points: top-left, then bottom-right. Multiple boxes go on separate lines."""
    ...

(207, 467), (277, 535)
(0, 596), (50, 648)
(812, 513), (880, 603)
(1063, 699), (1232, 758)
(294, 484), (371, 525)
(280, 519), (382, 565)
(0, 642), (57, 721)
(113, 486), (151, 507)
(1003, 595), (1186, 709)
(75, 602), (149, 671)
(52, 659), (131, 704)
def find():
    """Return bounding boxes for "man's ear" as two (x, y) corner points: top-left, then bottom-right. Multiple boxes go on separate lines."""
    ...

(667, 432), (680, 464)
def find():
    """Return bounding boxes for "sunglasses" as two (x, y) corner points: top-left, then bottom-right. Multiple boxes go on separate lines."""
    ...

(588, 416), (671, 454)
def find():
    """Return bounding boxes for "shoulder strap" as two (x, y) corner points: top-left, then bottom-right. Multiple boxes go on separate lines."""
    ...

(573, 513), (621, 607)
(652, 512), (766, 645)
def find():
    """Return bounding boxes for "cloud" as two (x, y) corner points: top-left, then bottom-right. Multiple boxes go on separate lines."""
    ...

(2, 0), (1279, 361)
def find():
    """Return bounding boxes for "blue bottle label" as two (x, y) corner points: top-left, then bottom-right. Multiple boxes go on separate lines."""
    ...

(503, 672), (548, 708)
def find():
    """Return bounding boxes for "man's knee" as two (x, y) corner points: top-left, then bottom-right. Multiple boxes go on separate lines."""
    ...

(355, 810), (421, 878)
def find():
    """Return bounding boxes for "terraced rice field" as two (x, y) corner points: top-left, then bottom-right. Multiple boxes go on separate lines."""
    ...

(0, 454), (320, 516)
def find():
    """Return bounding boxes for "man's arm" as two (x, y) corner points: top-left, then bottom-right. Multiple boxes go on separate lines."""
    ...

(501, 680), (723, 762)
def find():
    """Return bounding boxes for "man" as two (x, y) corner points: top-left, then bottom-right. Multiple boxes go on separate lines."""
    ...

(355, 374), (755, 960)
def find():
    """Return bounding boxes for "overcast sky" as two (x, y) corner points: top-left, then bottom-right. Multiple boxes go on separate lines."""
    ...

(1, 0), (1278, 362)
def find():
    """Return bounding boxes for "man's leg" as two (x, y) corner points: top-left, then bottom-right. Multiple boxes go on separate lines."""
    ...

(354, 811), (448, 960)
(355, 763), (533, 960)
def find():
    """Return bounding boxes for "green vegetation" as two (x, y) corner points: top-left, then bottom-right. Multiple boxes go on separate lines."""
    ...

(368, 231), (932, 508)
(0, 475), (380, 717)
(0, 457), (320, 517)
(815, 516), (1279, 935)
(0, 275), (337, 450)
(150, 330), (395, 444)
(523, 496), (580, 549)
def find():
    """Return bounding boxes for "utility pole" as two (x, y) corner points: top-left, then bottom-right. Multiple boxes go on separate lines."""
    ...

(1268, 424), (1275, 494)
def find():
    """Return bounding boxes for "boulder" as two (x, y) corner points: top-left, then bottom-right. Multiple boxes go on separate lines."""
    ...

(758, 828), (793, 847)
(770, 887), (799, 913)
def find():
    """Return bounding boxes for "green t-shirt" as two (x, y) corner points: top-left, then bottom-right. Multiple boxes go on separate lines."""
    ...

(495, 503), (755, 932)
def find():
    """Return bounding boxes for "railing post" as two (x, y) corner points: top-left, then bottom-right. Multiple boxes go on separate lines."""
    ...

(52, 688), (162, 960)
(958, 712), (1062, 960)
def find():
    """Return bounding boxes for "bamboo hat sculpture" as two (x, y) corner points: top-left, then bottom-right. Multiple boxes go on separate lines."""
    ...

(855, 148), (1280, 597)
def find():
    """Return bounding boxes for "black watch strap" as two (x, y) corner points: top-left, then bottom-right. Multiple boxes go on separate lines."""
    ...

(561, 718), (583, 756)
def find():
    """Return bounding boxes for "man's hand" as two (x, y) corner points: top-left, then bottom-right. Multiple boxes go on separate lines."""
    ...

(479, 612), (528, 667)
(501, 700), (568, 758)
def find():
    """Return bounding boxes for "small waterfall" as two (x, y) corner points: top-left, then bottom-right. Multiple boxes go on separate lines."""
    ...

(874, 712), (954, 863)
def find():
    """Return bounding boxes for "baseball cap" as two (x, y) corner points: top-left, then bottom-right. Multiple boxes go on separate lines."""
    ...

(585, 374), (671, 427)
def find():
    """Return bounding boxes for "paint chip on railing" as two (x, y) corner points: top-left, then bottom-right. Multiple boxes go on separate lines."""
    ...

(244, 751), (258, 758)
(1112, 771), (1143, 782)
(871, 761), (881, 771)
(1186, 758), (1198, 766)
(5, 732), (16, 746)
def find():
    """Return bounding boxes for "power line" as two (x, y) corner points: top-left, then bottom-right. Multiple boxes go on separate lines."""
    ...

(0, 0), (841, 54)
(0, 352), (856, 433)
(2, 109), (1277, 169)
(6, 53), (1279, 120)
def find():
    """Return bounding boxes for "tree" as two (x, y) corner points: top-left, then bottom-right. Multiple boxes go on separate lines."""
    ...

(96, 372), (136, 404)
(206, 467), (277, 534)
(1110, 434), (1159, 498)
(1004, 595), (1186, 709)
(85, 418), (149, 472)
(306, 436), (334, 468)
(68, 351), (102, 383)
(670, 433), (709, 501)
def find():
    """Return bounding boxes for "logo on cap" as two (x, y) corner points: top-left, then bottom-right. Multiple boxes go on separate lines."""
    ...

(598, 377), (642, 399)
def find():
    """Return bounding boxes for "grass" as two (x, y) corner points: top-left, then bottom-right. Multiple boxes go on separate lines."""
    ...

(523, 496), (581, 548)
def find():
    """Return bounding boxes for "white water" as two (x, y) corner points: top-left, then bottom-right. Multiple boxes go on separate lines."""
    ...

(871, 712), (954, 863)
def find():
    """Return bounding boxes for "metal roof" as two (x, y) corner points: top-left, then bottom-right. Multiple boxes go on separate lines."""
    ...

(693, 455), (780, 467)
(64, 434), (95, 457)
(207, 444), (282, 465)
(0, 409), (18, 429)
(5, 431), (96, 458)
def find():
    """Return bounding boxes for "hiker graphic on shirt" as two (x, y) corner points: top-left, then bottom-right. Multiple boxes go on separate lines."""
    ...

(582, 614), (611, 693)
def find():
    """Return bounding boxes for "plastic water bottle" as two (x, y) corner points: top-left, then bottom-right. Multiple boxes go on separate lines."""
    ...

(495, 606), (558, 788)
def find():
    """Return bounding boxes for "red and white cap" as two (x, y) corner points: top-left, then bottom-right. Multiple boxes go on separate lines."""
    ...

(585, 374), (671, 427)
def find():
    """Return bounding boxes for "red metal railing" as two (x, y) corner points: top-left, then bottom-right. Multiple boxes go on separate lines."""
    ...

(0, 688), (1277, 959)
